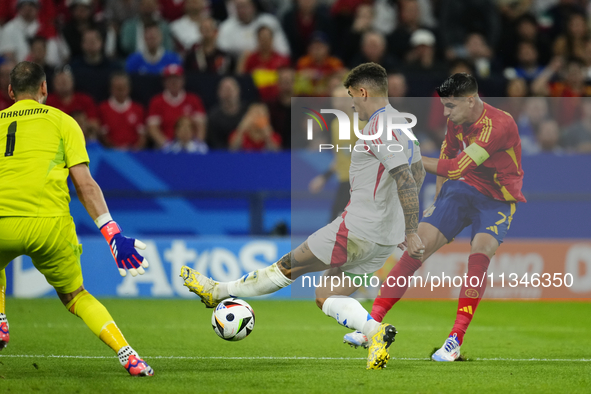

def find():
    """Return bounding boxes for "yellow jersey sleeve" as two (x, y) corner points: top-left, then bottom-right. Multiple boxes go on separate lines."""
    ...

(61, 113), (89, 168)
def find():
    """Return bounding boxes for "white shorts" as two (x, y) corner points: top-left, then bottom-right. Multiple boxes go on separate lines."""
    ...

(307, 215), (397, 275)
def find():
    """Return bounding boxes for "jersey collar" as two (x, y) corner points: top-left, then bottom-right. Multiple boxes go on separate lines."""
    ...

(368, 106), (386, 122)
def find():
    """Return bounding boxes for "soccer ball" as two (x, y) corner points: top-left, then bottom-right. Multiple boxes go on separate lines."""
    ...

(212, 298), (255, 341)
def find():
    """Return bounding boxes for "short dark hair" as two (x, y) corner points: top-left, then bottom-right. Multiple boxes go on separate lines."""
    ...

(436, 73), (478, 97)
(257, 25), (273, 36)
(110, 70), (130, 84)
(9, 61), (46, 97)
(144, 20), (160, 31)
(343, 62), (388, 95)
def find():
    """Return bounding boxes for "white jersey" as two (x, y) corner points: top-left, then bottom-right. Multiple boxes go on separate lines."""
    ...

(344, 104), (422, 245)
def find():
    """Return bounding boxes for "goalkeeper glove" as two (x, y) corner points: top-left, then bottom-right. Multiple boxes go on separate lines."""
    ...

(100, 221), (149, 277)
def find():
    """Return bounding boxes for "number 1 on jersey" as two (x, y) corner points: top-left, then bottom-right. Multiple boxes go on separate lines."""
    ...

(5, 121), (16, 157)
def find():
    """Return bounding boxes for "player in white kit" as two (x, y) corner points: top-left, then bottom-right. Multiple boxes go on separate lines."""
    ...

(181, 63), (426, 369)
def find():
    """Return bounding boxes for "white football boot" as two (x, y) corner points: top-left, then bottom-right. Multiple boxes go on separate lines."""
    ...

(431, 334), (461, 362)
(343, 331), (369, 349)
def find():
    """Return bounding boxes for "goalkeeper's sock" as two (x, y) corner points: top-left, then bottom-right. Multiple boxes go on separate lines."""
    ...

(117, 345), (139, 367)
(222, 263), (293, 299)
(66, 290), (129, 352)
(449, 253), (490, 345)
(0, 269), (6, 314)
(371, 251), (423, 322)
(322, 296), (381, 338)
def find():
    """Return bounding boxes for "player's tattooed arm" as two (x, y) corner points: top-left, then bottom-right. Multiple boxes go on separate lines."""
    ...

(389, 164), (420, 234)
(410, 160), (426, 194)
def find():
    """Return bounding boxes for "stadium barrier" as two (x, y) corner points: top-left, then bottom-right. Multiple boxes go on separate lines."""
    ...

(5, 237), (590, 299)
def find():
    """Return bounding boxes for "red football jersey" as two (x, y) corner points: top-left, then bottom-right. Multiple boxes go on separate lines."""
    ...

(0, 94), (11, 111)
(46, 92), (98, 120)
(146, 90), (206, 141)
(228, 129), (282, 151)
(99, 98), (145, 148)
(438, 102), (526, 203)
(244, 51), (290, 102)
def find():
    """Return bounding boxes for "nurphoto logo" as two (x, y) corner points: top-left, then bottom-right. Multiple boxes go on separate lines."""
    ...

(303, 107), (418, 152)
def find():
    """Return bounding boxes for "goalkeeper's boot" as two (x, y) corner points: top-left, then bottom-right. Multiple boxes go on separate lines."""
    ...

(366, 323), (397, 369)
(431, 334), (460, 362)
(0, 313), (8, 351)
(118, 346), (154, 376)
(344, 331), (369, 349)
(180, 266), (220, 308)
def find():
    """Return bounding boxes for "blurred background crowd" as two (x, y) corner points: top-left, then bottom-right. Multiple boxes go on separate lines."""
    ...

(0, 0), (591, 154)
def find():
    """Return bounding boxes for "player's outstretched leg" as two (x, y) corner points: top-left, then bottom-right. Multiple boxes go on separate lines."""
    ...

(0, 269), (8, 351)
(180, 252), (297, 307)
(432, 251), (491, 362)
(320, 296), (396, 369)
(342, 251), (422, 350)
(63, 287), (154, 376)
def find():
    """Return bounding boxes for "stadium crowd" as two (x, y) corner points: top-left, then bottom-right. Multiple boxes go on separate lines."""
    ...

(0, 0), (590, 154)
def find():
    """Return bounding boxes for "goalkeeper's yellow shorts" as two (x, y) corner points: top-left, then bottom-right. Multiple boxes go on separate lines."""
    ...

(0, 216), (83, 294)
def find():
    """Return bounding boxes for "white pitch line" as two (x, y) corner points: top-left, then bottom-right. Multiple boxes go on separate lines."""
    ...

(0, 355), (589, 362)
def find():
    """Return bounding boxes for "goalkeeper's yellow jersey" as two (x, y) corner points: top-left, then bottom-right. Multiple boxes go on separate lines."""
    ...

(0, 99), (89, 217)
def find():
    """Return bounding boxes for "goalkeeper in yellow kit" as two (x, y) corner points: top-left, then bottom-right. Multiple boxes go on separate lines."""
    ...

(0, 62), (153, 376)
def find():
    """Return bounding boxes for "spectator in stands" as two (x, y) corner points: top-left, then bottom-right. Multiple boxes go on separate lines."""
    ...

(163, 116), (209, 153)
(0, 0), (59, 27)
(170, 0), (209, 52)
(147, 64), (206, 148)
(46, 68), (100, 137)
(425, 60), (475, 144)
(506, 78), (528, 97)
(184, 17), (234, 74)
(499, 78), (528, 120)
(0, 61), (15, 110)
(439, 0), (501, 61)
(71, 110), (101, 149)
(160, 0), (186, 22)
(402, 29), (445, 76)
(268, 67), (295, 149)
(544, 0), (587, 41)
(98, 72), (146, 150)
(62, 0), (105, 59)
(509, 41), (545, 83)
(208, 76), (249, 149)
(70, 29), (122, 102)
(584, 40), (591, 82)
(126, 21), (182, 75)
(229, 103), (282, 152)
(388, 0), (428, 61)
(387, 72), (407, 107)
(0, 0), (69, 67)
(562, 98), (591, 153)
(504, 13), (551, 67)
(295, 31), (344, 96)
(238, 26), (290, 102)
(282, 0), (333, 61)
(120, 0), (174, 56)
(536, 119), (563, 154)
(217, 0), (290, 59)
(552, 12), (590, 60)
(104, 0), (141, 29)
(532, 58), (591, 126)
(464, 33), (497, 79)
(349, 31), (396, 71)
(338, 4), (374, 66)
(27, 36), (54, 88)
(518, 97), (550, 155)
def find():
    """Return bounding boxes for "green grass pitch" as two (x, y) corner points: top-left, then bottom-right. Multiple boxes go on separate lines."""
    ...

(0, 298), (589, 393)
